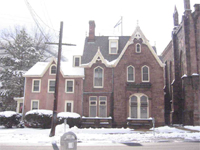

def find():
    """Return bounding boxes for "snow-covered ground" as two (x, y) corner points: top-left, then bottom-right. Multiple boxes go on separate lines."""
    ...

(0, 124), (199, 146)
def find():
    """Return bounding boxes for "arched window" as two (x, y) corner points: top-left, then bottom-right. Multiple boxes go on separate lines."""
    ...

(136, 43), (141, 53)
(142, 66), (149, 82)
(140, 96), (148, 118)
(129, 94), (149, 119)
(94, 67), (103, 88)
(127, 66), (135, 82)
(130, 96), (137, 118)
(50, 65), (57, 75)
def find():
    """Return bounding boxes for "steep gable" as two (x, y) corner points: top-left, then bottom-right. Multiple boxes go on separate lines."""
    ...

(114, 26), (164, 67)
(82, 36), (130, 64)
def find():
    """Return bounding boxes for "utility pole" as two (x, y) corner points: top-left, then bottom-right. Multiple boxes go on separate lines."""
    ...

(46, 21), (76, 137)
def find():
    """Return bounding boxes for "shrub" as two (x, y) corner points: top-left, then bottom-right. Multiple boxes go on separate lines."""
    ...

(24, 110), (52, 129)
(57, 112), (81, 128)
(0, 111), (22, 128)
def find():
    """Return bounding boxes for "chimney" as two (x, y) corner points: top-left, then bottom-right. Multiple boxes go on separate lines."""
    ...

(88, 20), (95, 42)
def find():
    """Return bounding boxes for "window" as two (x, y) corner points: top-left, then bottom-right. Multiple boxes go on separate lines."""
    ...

(89, 96), (97, 117)
(31, 100), (39, 110)
(136, 43), (141, 53)
(129, 94), (149, 119)
(94, 67), (103, 88)
(65, 79), (74, 93)
(73, 56), (81, 67)
(99, 96), (107, 117)
(130, 96), (137, 118)
(127, 66), (135, 82)
(65, 101), (73, 112)
(142, 66), (150, 82)
(48, 79), (56, 93)
(50, 65), (57, 75)
(140, 96), (148, 118)
(109, 37), (119, 54)
(32, 79), (41, 92)
(110, 42), (117, 54)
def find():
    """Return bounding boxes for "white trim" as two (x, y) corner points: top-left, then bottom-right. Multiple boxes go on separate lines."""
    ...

(14, 98), (23, 113)
(136, 43), (141, 53)
(93, 66), (104, 88)
(65, 100), (74, 112)
(114, 26), (164, 68)
(99, 96), (107, 117)
(142, 65), (150, 82)
(23, 57), (65, 77)
(127, 65), (135, 82)
(49, 64), (57, 75)
(65, 79), (74, 93)
(129, 94), (149, 119)
(89, 96), (97, 117)
(48, 79), (56, 93)
(32, 79), (41, 93)
(31, 100), (39, 110)
(73, 55), (81, 67)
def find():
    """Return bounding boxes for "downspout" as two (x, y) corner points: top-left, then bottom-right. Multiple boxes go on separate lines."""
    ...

(22, 77), (26, 120)
(111, 68), (114, 125)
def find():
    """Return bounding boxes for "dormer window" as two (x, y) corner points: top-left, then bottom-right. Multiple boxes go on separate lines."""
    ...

(136, 43), (141, 53)
(109, 37), (119, 54)
(73, 56), (81, 67)
(50, 64), (57, 75)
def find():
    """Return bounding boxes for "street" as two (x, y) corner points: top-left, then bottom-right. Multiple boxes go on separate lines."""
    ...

(0, 142), (200, 150)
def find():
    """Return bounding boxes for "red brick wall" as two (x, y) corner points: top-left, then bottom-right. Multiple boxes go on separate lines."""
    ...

(114, 43), (165, 126)
(24, 62), (83, 115)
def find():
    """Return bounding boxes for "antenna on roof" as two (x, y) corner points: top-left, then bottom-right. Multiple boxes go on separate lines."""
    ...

(137, 20), (139, 26)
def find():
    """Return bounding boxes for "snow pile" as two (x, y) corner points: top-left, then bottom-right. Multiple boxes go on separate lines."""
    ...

(25, 109), (53, 116)
(0, 111), (18, 117)
(0, 125), (199, 146)
(184, 126), (200, 131)
(151, 126), (186, 133)
(57, 112), (80, 119)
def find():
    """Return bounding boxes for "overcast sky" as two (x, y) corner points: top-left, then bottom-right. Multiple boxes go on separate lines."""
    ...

(0, 0), (199, 55)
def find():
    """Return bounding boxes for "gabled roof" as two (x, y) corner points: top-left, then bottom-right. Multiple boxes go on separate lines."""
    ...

(82, 26), (164, 68)
(23, 57), (84, 78)
(114, 26), (164, 67)
(81, 47), (116, 68)
(81, 36), (130, 64)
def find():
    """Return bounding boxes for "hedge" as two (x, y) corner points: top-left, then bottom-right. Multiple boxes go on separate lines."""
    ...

(0, 111), (22, 128)
(24, 110), (81, 128)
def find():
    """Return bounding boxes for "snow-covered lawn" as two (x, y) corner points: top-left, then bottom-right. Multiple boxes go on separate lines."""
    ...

(0, 125), (199, 146)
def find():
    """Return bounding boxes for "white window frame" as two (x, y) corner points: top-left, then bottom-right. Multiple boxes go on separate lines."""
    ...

(99, 96), (107, 117)
(48, 79), (56, 93)
(32, 79), (41, 93)
(93, 66), (104, 88)
(31, 100), (39, 110)
(49, 64), (57, 75)
(109, 39), (118, 54)
(65, 100), (74, 112)
(136, 43), (141, 53)
(73, 56), (81, 67)
(142, 65), (150, 82)
(65, 79), (74, 93)
(129, 94), (149, 119)
(127, 65), (135, 82)
(89, 96), (97, 117)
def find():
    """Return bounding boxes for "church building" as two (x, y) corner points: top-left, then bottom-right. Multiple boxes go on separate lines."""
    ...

(162, 0), (200, 126)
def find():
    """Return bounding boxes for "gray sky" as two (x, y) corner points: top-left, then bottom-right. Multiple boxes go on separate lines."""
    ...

(0, 0), (199, 55)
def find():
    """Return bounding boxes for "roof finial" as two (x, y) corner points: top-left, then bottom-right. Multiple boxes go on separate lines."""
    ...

(137, 20), (139, 27)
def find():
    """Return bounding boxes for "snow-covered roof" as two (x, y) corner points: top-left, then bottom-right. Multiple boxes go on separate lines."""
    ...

(24, 57), (84, 77)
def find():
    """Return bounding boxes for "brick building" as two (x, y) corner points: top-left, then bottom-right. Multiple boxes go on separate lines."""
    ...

(161, 0), (200, 125)
(22, 57), (84, 115)
(81, 21), (165, 127)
